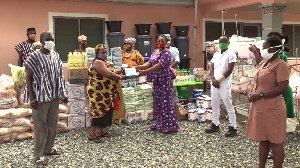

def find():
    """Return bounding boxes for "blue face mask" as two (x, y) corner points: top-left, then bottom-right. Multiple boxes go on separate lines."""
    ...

(99, 53), (107, 60)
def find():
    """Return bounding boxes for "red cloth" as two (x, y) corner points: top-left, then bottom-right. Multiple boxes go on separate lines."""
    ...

(114, 97), (119, 110)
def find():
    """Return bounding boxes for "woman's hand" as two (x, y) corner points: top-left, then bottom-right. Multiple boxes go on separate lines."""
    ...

(249, 45), (258, 52)
(248, 93), (260, 102)
(135, 65), (143, 72)
(120, 75), (127, 80)
(137, 70), (147, 78)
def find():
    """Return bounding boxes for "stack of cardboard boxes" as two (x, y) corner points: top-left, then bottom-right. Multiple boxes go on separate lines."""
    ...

(67, 65), (91, 129)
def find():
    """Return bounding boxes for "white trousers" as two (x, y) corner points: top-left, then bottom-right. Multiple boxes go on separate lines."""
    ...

(211, 85), (237, 129)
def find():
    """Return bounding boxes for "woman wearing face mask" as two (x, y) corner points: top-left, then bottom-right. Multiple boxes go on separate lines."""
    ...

(246, 36), (290, 168)
(86, 44), (125, 143)
(122, 38), (144, 67)
(136, 35), (179, 133)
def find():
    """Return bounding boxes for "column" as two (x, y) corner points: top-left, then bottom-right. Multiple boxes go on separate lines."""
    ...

(260, 3), (286, 39)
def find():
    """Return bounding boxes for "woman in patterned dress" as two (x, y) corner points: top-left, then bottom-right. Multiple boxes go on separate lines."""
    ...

(122, 38), (144, 67)
(136, 35), (179, 133)
(87, 44), (125, 143)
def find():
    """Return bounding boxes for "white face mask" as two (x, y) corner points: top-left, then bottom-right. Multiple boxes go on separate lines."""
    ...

(44, 41), (55, 51)
(36, 49), (40, 52)
(261, 45), (282, 60)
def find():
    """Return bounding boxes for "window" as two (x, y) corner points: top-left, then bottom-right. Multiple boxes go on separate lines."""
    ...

(54, 17), (105, 61)
(205, 21), (261, 41)
(282, 24), (300, 57)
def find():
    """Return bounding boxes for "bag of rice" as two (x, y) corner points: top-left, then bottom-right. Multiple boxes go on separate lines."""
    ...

(0, 128), (11, 136)
(10, 126), (30, 133)
(59, 104), (68, 113)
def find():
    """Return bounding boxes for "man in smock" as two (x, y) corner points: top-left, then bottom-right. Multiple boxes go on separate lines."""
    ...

(24, 31), (68, 165)
(205, 35), (237, 137)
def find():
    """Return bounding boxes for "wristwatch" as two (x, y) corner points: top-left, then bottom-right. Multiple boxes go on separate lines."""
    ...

(259, 91), (264, 98)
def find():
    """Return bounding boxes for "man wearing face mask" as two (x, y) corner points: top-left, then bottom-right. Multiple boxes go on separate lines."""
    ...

(15, 27), (37, 66)
(205, 35), (237, 137)
(24, 31), (68, 165)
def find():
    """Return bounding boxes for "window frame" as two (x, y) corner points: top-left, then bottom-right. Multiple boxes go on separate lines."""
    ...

(48, 12), (108, 65)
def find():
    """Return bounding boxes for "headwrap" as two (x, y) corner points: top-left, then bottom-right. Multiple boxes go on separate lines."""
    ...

(78, 35), (87, 43)
(124, 38), (136, 47)
(95, 44), (107, 53)
(32, 41), (42, 51)
(165, 34), (171, 47)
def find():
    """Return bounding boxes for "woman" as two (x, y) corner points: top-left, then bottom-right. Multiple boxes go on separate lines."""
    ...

(87, 44), (124, 143)
(246, 36), (290, 168)
(122, 37), (144, 67)
(76, 35), (88, 52)
(136, 35), (179, 133)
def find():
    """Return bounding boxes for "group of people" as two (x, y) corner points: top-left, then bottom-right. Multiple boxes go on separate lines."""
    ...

(15, 27), (295, 167)
(207, 33), (294, 168)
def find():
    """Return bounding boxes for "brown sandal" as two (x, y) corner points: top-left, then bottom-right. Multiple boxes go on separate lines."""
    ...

(88, 136), (102, 143)
(46, 149), (61, 155)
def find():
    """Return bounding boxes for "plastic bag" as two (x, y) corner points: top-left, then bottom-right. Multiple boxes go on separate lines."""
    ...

(8, 64), (26, 88)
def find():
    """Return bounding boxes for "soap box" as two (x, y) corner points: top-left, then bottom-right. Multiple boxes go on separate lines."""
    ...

(67, 83), (86, 99)
(68, 113), (85, 129)
(68, 98), (86, 114)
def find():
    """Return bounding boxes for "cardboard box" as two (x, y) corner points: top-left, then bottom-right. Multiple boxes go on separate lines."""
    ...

(68, 98), (86, 114)
(67, 83), (87, 99)
(85, 113), (92, 128)
(68, 113), (85, 129)
(175, 103), (188, 121)
(69, 68), (88, 80)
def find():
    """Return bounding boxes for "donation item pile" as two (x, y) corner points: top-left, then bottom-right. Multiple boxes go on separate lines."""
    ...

(67, 83), (91, 130)
(0, 74), (32, 143)
(123, 84), (154, 124)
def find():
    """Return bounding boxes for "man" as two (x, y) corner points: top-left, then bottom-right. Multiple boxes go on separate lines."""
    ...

(15, 27), (36, 66)
(166, 35), (180, 103)
(24, 31), (68, 165)
(205, 35), (237, 137)
(76, 34), (88, 52)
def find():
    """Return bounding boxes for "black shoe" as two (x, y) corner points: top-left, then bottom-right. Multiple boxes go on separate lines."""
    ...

(205, 123), (220, 133)
(225, 126), (237, 137)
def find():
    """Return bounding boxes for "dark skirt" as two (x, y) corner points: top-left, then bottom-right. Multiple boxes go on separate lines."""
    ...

(91, 108), (113, 128)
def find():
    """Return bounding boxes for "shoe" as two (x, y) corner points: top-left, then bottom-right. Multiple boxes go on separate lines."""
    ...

(45, 147), (61, 155)
(205, 123), (220, 133)
(225, 126), (237, 137)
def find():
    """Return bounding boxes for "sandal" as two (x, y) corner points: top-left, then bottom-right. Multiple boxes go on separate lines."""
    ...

(150, 126), (156, 131)
(98, 132), (111, 138)
(45, 147), (61, 155)
(88, 136), (102, 143)
(35, 157), (47, 165)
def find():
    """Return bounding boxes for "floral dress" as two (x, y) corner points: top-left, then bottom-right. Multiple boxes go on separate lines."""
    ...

(148, 49), (179, 132)
(87, 61), (118, 123)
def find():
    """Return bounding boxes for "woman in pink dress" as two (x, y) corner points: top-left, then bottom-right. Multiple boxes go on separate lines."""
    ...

(246, 36), (290, 168)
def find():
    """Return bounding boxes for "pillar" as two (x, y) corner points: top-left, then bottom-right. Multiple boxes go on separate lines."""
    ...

(260, 3), (286, 39)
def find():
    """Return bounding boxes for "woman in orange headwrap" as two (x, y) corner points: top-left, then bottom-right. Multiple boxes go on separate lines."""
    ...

(122, 38), (144, 67)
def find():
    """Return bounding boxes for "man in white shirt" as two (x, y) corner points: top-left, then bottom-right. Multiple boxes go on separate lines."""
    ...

(205, 35), (237, 137)
(166, 35), (180, 103)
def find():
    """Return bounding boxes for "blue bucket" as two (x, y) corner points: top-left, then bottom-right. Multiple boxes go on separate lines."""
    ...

(193, 89), (203, 103)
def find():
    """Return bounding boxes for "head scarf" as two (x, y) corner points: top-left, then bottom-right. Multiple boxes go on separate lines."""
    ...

(124, 38), (136, 47)
(32, 41), (42, 51)
(165, 34), (171, 47)
(95, 44), (107, 53)
(78, 35), (87, 43)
